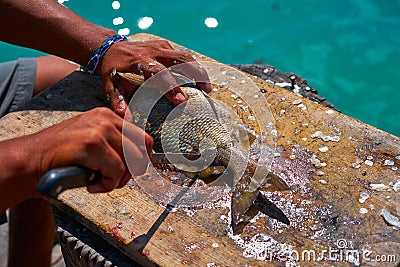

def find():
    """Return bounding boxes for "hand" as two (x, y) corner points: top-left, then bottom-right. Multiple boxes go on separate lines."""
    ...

(97, 39), (211, 118)
(35, 108), (153, 193)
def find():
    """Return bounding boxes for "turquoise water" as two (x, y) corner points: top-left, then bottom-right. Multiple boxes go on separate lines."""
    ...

(1, 0), (399, 135)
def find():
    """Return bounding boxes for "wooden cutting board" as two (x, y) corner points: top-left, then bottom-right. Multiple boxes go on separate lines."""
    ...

(0, 33), (398, 266)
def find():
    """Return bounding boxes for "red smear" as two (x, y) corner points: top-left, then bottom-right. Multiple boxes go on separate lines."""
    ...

(142, 248), (150, 256)
(130, 231), (136, 239)
(108, 222), (125, 242)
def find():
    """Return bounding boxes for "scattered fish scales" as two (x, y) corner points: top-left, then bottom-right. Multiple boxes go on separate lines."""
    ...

(119, 207), (126, 214)
(359, 208), (368, 214)
(241, 105), (249, 112)
(369, 183), (389, 191)
(319, 146), (329, 153)
(120, 72), (286, 227)
(292, 99), (302, 105)
(381, 208), (400, 228)
(392, 181), (400, 192)
(293, 86), (301, 95)
(229, 232), (294, 263)
(364, 160), (374, 166)
(275, 82), (292, 88)
(309, 154), (326, 168)
(384, 159), (395, 166)
(211, 243), (219, 248)
(358, 191), (370, 203)
(297, 103), (306, 110)
(352, 163), (361, 169)
(310, 131), (340, 142)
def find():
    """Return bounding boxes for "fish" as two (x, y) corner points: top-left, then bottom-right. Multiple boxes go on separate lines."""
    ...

(113, 71), (290, 231)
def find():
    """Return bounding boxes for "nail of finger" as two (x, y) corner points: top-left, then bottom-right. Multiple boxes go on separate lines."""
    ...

(165, 90), (182, 105)
(109, 89), (128, 118)
(124, 106), (133, 122)
(113, 99), (127, 117)
(175, 92), (187, 103)
(197, 82), (212, 93)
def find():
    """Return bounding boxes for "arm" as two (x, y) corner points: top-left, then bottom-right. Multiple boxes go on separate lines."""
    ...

(0, 0), (112, 66)
(0, 108), (152, 213)
(0, 0), (211, 116)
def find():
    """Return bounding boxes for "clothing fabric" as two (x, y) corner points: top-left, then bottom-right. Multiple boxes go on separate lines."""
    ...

(0, 213), (6, 224)
(0, 57), (37, 224)
(0, 58), (37, 118)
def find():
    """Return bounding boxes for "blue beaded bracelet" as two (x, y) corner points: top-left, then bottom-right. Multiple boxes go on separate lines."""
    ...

(81, 34), (128, 74)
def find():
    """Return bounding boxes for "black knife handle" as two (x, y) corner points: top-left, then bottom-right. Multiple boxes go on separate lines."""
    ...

(36, 166), (101, 198)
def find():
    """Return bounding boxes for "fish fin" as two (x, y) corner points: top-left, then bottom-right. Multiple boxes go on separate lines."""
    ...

(261, 171), (290, 192)
(231, 190), (291, 233)
(231, 204), (259, 234)
(231, 190), (259, 228)
(254, 193), (290, 225)
(230, 167), (289, 229)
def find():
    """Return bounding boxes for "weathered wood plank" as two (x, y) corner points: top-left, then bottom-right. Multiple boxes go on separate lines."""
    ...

(0, 33), (398, 266)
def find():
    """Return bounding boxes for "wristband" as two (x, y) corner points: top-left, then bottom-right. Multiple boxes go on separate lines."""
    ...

(81, 34), (128, 74)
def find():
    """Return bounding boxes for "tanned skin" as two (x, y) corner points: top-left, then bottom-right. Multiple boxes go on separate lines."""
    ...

(0, 1), (210, 266)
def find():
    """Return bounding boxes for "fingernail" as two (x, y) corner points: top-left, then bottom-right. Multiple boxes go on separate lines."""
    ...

(175, 92), (186, 102)
(198, 82), (212, 93)
(204, 82), (212, 92)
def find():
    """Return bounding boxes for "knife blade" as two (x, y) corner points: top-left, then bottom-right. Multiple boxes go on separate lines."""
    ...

(150, 152), (200, 165)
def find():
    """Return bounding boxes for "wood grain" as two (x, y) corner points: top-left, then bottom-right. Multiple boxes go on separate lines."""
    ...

(0, 33), (398, 266)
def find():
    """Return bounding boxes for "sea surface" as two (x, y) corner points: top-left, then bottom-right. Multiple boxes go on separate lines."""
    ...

(1, 0), (399, 135)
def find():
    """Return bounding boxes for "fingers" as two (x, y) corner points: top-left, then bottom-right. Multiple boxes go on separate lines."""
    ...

(99, 39), (211, 108)
(156, 51), (212, 93)
(102, 75), (131, 120)
(140, 61), (187, 105)
(86, 142), (125, 193)
(49, 108), (152, 193)
(121, 120), (153, 156)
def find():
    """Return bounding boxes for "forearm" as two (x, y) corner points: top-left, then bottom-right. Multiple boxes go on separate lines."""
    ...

(0, 136), (41, 213)
(0, 0), (115, 65)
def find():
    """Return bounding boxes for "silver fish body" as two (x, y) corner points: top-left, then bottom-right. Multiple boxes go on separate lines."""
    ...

(118, 72), (289, 229)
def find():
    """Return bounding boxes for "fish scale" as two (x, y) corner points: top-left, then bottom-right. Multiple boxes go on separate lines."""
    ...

(116, 72), (289, 228)
(128, 79), (235, 155)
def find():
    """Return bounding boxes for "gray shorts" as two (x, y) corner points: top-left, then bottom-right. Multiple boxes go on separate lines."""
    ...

(0, 58), (37, 118)
(0, 58), (36, 223)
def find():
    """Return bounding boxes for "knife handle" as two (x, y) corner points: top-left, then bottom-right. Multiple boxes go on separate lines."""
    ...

(36, 166), (101, 198)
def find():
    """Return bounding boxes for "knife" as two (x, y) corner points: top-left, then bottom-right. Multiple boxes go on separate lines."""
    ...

(36, 152), (200, 198)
